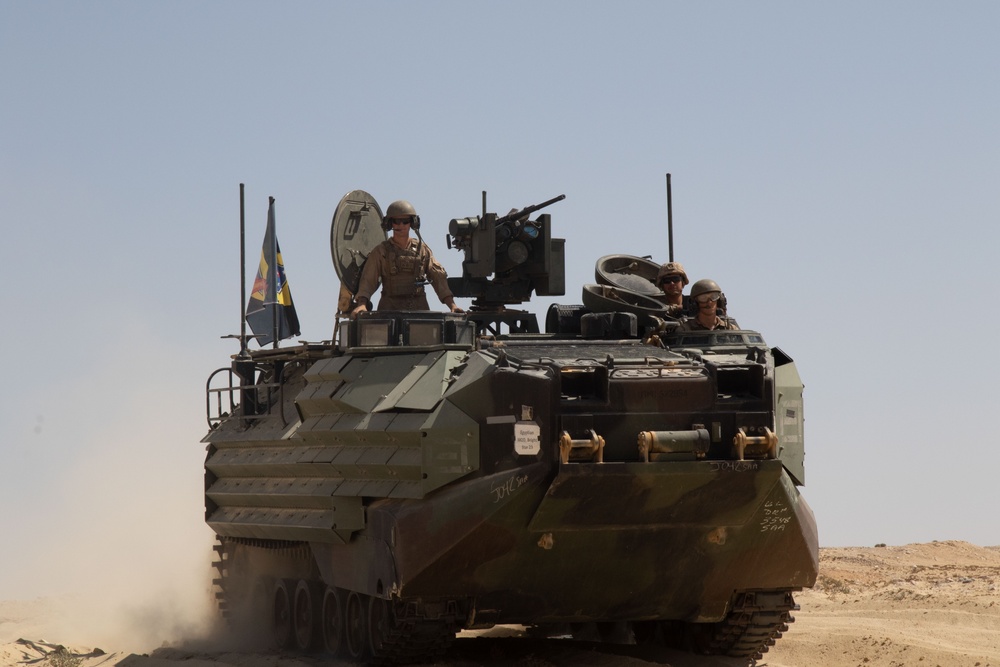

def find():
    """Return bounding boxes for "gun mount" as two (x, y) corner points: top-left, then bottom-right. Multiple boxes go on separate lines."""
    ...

(446, 193), (566, 312)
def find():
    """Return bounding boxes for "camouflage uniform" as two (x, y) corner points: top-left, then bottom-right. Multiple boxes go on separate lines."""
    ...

(678, 315), (740, 331)
(356, 238), (454, 311)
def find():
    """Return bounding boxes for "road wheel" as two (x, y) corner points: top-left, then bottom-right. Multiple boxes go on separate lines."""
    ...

(272, 579), (294, 649)
(321, 586), (343, 656)
(344, 591), (367, 660)
(368, 595), (391, 660)
(292, 580), (320, 651)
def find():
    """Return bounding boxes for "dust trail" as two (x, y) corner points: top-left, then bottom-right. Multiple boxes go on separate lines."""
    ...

(0, 328), (228, 653)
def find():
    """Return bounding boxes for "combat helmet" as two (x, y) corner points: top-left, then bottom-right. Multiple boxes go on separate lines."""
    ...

(383, 200), (421, 230)
(656, 261), (689, 286)
(690, 278), (722, 301)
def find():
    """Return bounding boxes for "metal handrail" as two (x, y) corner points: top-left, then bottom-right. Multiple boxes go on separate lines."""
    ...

(206, 360), (307, 429)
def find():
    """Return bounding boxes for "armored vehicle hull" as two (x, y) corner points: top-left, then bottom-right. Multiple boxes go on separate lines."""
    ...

(204, 308), (816, 663)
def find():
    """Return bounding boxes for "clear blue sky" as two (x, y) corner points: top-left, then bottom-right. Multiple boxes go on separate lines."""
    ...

(2, 2), (999, 607)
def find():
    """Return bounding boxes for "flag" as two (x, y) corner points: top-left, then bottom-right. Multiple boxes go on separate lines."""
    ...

(246, 197), (300, 346)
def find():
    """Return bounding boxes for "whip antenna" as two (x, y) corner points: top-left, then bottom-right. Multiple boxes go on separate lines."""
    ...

(666, 173), (674, 262)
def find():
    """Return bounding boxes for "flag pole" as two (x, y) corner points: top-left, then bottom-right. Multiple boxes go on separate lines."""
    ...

(239, 183), (249, 358)
(269, 197), (279, 349)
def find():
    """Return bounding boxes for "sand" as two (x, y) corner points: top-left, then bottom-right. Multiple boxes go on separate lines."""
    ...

(2, 540), (998, 667)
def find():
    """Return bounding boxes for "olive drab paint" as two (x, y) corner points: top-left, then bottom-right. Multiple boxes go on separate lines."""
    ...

(202, 189), (817, 663)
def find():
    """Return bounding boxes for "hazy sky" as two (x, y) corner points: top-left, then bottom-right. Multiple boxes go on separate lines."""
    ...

(2, 0), (999, 629)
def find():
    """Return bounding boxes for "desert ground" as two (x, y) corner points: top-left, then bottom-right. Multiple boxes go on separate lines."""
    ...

(2, 540), (998, 667)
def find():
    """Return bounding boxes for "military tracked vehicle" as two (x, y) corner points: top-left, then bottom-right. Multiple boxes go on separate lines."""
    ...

(203, 189), (817, 664)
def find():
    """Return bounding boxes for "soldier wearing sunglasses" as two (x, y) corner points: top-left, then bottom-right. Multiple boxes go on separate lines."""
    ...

(352, 200), (463, 316)
(655, 261), (689, 317)
(679, 279), (740, 331)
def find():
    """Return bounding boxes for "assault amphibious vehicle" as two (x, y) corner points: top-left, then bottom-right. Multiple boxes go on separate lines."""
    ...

(203, 189), (818, 664)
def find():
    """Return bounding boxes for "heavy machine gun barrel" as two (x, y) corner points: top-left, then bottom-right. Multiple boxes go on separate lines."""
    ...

(495, 194), (566, 225)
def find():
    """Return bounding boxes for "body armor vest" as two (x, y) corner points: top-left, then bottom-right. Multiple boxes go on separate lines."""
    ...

(382, 242), (428, 297)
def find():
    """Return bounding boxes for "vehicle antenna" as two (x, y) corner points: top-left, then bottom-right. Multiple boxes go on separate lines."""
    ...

(666, 173), (674, 262)
(238, 183), (249, 357)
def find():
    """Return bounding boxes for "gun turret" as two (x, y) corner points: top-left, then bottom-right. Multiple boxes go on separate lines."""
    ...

(447, 192), (566, 310)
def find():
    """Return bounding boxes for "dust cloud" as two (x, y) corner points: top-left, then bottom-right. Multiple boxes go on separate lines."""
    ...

(0, 330), (225, 653)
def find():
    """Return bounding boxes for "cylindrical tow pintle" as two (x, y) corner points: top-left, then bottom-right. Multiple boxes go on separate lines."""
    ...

(637, 428), (711, 462)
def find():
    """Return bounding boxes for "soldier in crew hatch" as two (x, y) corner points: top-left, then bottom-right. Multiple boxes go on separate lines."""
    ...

(678, 279), (740, 331)
(351, 200), (463, 316)
(655, 261), (689, 317)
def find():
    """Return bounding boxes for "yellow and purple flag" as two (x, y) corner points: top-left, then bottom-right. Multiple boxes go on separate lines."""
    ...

(246, 197), (300, 346)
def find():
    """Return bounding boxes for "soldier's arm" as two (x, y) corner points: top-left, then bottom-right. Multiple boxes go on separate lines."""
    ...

(424, 247), (463, 312)
(352, 245), (385, 315)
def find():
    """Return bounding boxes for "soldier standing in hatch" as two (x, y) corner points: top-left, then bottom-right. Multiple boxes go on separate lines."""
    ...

(351, 200), (463, 316)
(679, 279), (740, 331)
(655, 261), (689, 317)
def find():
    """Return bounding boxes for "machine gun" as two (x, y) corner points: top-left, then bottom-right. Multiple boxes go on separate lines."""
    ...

(495, 193), (566, 225)
(446, 192), (566, 314)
